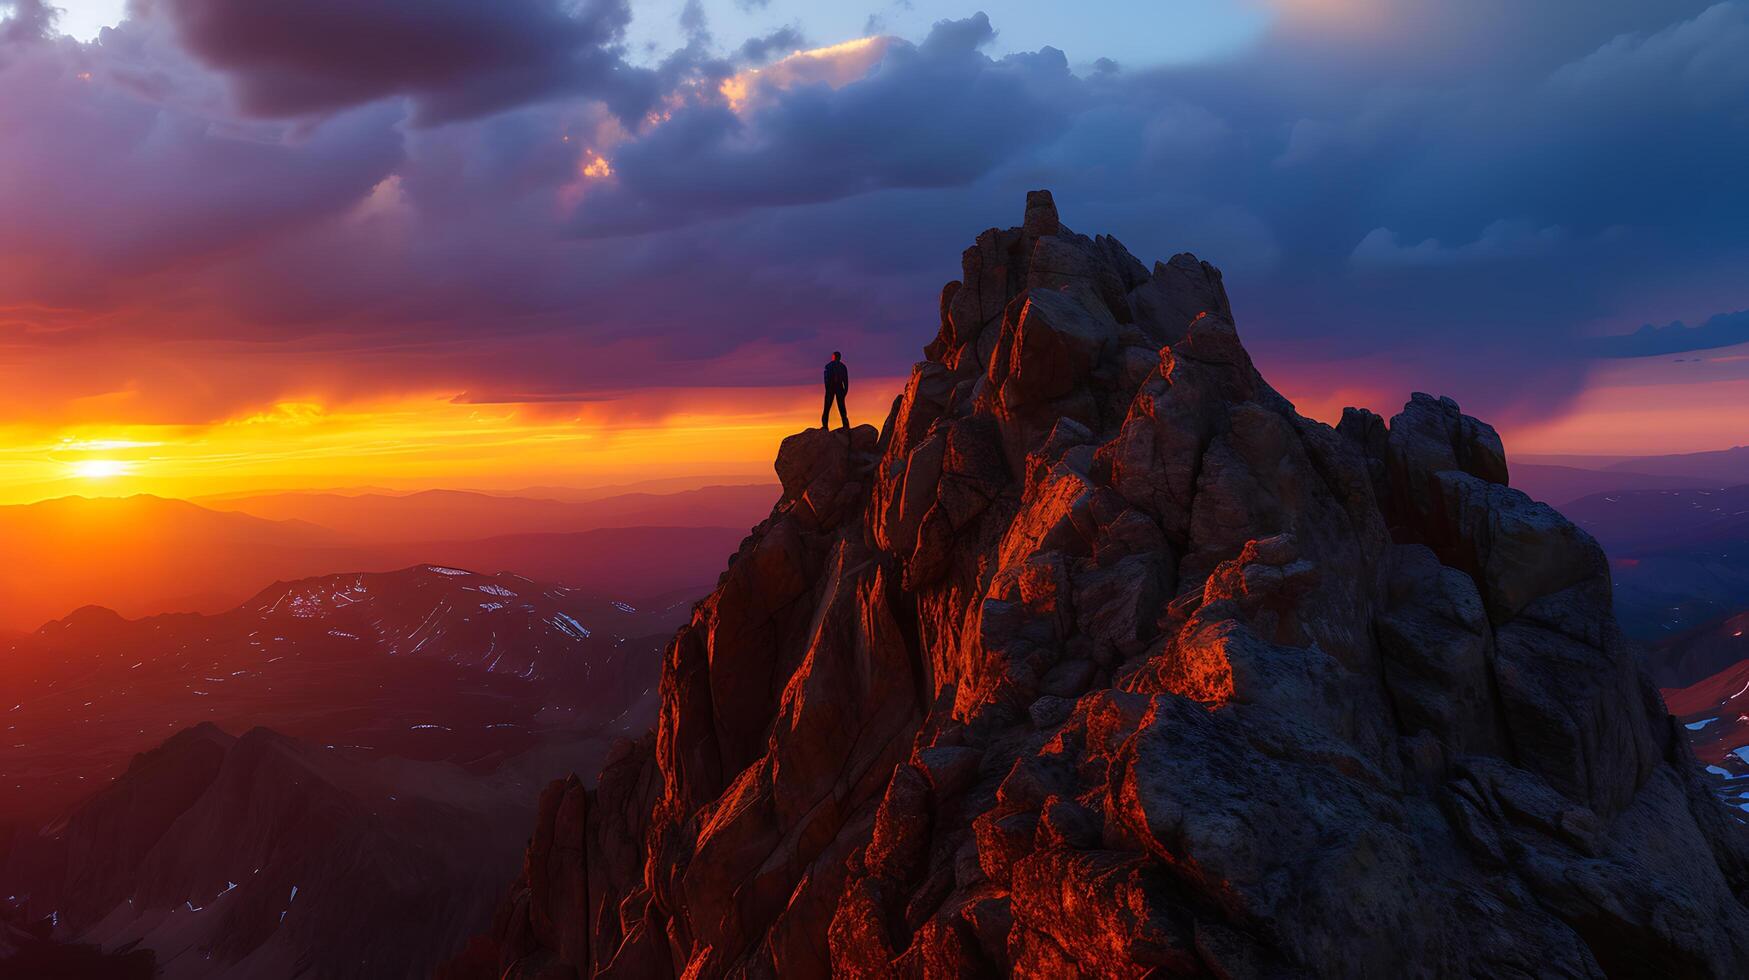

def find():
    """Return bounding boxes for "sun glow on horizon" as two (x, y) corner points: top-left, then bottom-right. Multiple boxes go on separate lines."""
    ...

(0, 383), (903, 507)
(69, 459), (133, 480)
(3, 358), (1743, 508)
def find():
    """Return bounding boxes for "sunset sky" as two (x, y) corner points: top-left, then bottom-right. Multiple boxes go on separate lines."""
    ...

(2, 0), (1746, 505)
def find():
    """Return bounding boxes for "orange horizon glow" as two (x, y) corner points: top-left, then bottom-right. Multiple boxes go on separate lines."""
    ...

(2, 344), (1744, 508)
(1497, 357), (1749, 457)
(0, 382), (904, 507)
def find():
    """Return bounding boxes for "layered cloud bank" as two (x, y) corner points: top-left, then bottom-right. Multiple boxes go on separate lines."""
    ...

(0, 0), (1745, 496)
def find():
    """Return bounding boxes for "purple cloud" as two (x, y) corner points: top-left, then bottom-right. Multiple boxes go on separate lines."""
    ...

(0, 0), (1745, 438)
(148, 0), (658, 123)
(571, 15), (1080, 236)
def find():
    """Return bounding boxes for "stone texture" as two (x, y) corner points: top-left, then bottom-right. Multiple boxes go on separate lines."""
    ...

(449, 193), (1749, 980)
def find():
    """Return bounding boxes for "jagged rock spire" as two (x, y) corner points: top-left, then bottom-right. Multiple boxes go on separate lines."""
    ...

(450, 193), (1749, 980)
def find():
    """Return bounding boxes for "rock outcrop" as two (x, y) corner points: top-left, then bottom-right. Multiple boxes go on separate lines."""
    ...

(450, 192), (1749, 978)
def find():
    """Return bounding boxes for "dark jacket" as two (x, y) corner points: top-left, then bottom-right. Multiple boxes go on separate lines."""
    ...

(824, 360), (849, 390)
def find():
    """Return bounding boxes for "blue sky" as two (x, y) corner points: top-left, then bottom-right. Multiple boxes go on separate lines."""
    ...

(619, 0), (1272, 67)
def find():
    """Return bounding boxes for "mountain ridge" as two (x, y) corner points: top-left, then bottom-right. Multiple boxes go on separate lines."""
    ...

(1, 563), (679, 825)
(198, 484), (779, 542)
(447, 192), (1749, 978)
(0, 485), (763, 631)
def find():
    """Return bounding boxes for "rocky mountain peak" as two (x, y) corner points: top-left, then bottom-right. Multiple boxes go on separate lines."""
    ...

(449, 193), (1749, 979)
(36, 604), (129, 636)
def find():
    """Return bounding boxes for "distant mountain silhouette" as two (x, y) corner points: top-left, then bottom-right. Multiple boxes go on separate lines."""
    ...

(1600, 445), (1749, 484)
(200, 484), (777, 542)
(0, 486), (772, 630)
(389, 525), (749, 599)
(1509, 462), (1719, 507)
(0, 494), (354, 631)
(1519, 447), (1749, 485)
(481, 475), (769, 502)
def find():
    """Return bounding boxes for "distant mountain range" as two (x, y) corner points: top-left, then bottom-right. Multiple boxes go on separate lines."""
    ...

(1509, 447), (1749, 508)
(1509, 463), (1721, 507)
(471, 475), (769, 502)
(197, 484), (777, 541)
(1517, 445), (1749, 485)
(0, 484), (774, 631)
(11, 458), (1744, 634)
(1, 564), (685, 977)
(0, 484), (766, 972)
(0, 565), (683, 825)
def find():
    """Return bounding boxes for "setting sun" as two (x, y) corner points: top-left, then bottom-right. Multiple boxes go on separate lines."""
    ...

(69, 459), (132, 480)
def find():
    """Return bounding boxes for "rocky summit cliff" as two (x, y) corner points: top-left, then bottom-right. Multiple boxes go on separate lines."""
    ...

(446, 192), (1749, 979)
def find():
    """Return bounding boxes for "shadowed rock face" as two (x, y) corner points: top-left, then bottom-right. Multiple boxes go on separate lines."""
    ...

(448, 192), (1749, 979)
(8, 723), (531, 980)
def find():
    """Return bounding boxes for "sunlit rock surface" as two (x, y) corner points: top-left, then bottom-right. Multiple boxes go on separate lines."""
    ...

(447, 192), (1749, 979)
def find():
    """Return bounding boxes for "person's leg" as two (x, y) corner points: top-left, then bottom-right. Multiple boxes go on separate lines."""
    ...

(822, 388), (832, 429)
(835, 389), (849, 429)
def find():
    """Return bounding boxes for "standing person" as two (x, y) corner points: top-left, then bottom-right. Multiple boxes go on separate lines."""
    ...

(822, 351), (849, 430)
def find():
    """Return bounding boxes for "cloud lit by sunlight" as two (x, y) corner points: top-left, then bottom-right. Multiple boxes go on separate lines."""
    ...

(58, 438), (162, 452)
(719, 36), (892, 114)
(581, 153), (613, 179)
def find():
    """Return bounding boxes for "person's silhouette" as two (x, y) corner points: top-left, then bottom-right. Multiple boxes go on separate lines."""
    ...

(822, 351), (849, 430)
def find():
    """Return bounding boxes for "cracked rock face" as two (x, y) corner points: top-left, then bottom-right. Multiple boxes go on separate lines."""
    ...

(446, 191), (1749, 980)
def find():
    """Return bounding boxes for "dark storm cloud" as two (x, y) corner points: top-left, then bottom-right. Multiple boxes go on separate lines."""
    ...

(1595, 311), (1749, 358)
(3, 0), (1748, 431)
(1045, 0), (1749, 420)
(0, 14), (405, 308)
(572, 14), (1080, 236)
(145, 0), (660, 124)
